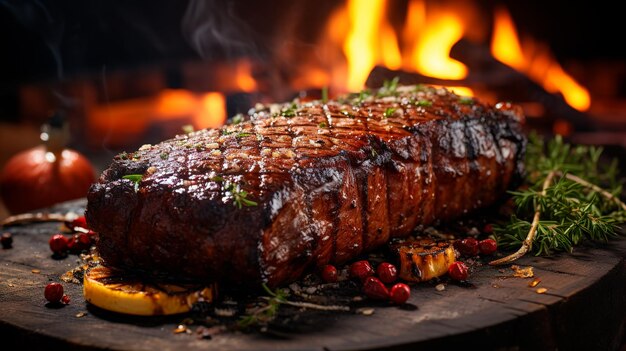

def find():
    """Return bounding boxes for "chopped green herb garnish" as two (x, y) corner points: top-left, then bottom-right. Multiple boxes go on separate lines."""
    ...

(415, 100), (432, 107)
(122, 174), (142, 192)
(231, 114), (244, 125)
(211, 175), (224, 182)
(281, 104), (297, 118)
(340, 110), (354, 118)
(222, 129), (233, 136)
(379, 76), (400, 96)
(160, 152), (169, 160)
(236, 132), (252, 138)
(318, 122), (328, 128)
(414, 84), (427, 92)
(321, 86), (329, 103)
(182, 124), (195, 134)
(458, 97), (474, 105)
(225, 183), (258, 209)
(383, 108), (396, 118)
(118, 152), (128, 160)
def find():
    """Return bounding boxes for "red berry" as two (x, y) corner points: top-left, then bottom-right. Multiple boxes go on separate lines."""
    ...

(448, 261), (469, 281)
(69, 216), (88, 230)
(362, 276), (389, 300)
(454, 238), (479, 257)
(69, 233), (91, 253)
(321, 265), (338, 283)
(49, 234), (69, 254)
(44, 283), (64, 303)
(350, 260), (374, 281)
(1, 232), (13, 249)
(61, 295), (71, 304)
(376, 262), (397, 284)
(478, 239), (497, 255)
(389, 283), (411, 304)
(483, 223), (494, 234)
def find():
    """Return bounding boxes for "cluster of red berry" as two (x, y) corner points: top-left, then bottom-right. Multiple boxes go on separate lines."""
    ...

(321, 261), (411, 304)
(48, 216), (97, 256)
(44, 282), (70, 305)
(44, 216), (97, 306)
(448, 237), (498, 281)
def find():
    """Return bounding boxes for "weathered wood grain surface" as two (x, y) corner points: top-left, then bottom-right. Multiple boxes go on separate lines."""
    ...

(1, 199), (625, 351)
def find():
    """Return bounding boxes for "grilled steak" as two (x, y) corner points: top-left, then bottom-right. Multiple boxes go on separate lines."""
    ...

(86, 85), (526, 287)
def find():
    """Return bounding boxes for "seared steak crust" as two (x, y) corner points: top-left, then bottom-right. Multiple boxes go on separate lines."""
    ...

(86, 86), (526, 287)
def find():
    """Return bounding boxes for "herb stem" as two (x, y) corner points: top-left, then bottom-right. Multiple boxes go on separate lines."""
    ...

(490, 170), (557, 265)
(1, 212), (71, 227)
(559, 172), (626, 212)
(260, 296), (350, 312)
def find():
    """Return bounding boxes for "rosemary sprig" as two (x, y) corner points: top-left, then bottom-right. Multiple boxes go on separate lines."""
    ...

(237, 284), (350, 329)
(491, 134), (626, 264)
(237, 284), (287, 328)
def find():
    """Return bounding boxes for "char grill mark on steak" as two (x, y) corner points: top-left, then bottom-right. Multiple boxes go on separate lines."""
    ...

(86, 85), (526, 288)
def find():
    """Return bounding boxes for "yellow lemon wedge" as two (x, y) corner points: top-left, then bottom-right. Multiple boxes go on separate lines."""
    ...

(83, 265), (217, 316)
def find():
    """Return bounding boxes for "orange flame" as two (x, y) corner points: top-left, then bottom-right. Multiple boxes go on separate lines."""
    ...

(233, 60), (257, 92)
(155, 89), (197, 119)
(408, 12), (468, 80)
(154, 89), (226, 129)
(491, 7), (590, 111)
(195, 92), (227, 129)
(343, 0), (386, 91)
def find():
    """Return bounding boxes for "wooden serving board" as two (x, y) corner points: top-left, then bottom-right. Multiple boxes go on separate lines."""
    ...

(1, 199), (625, 350)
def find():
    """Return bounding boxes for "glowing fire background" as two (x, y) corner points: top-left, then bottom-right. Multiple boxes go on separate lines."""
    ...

(0, 0), (624, 152)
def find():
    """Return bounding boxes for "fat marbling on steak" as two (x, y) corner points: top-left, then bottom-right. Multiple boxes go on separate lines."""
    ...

(86, 85), (526, 287)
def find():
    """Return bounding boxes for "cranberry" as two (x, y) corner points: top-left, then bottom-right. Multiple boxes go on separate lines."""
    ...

(483, 223), (494, 234)
(68, 216), (88, 230)
(478, 238), (498, 255)
(69, 233), (91, 253)
(389, 283), (411, 304)
(49, 234), (69, 254)
(1, 232), (13, 249)
(44, 283), (64, 303)
(350, 260), (374, 281)
(61, 295), (71, 304)
(362, 276), (389, 300)
(321, 264), (338, 283)
(448, 261), (469, 281)
(376, 262), (397, 284)
(454, 237), (479, 257)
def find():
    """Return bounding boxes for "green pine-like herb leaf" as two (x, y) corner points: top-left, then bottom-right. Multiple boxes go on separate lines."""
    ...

(494, 133), (625, 257)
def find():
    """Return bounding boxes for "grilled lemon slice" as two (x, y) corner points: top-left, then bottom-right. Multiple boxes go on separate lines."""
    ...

(83, 265), (217, 316)
(391, 237), (458, 282)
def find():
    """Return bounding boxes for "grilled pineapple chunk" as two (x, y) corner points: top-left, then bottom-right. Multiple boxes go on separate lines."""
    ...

(83, 265), (217, 316)
(391, 237), (457, 282)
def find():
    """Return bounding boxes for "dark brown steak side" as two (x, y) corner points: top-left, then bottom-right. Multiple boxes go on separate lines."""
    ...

(86, 85), (526, 287)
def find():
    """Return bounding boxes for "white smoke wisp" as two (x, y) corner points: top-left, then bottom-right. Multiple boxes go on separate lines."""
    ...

(181, 0), (259, 60)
